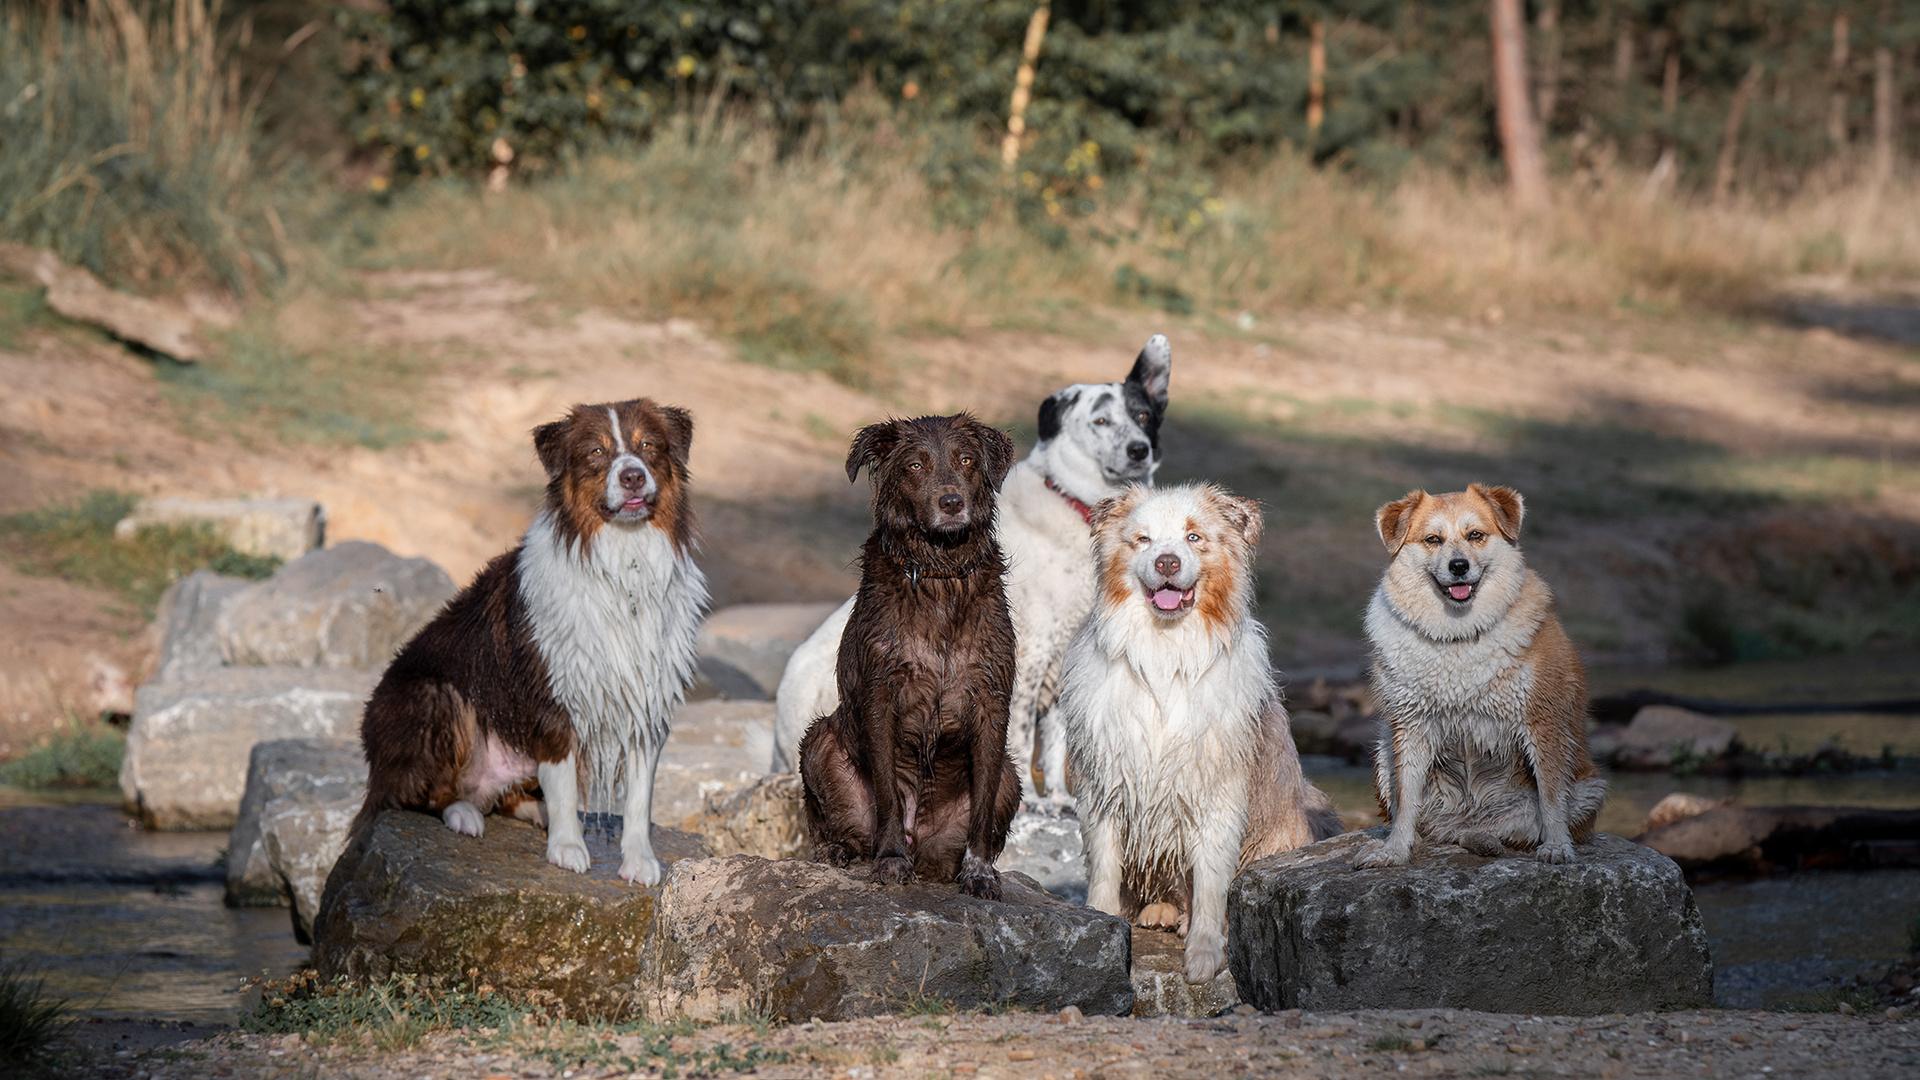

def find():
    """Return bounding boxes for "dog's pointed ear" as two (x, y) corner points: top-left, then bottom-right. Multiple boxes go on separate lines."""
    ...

(846, 420), (902, 483)
(1127, 334), (1172, 412)
(971, 418), (1016, 489)
(1375, 490), (1427, 556)
(649, 402), (695, 471)
(533, 416), (572, 481)
(1471, 483), (1525, 542)
(1218, 491), (1265, 547)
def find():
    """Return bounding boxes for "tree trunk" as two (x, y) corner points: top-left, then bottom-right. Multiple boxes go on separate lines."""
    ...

(1000, 4), (1051, 171)
(1874, 44), (1898, 182)
(1535, 0), (1563, 129)
(1613, 24), (1634, 87)
(1829, 11), (1851, 147)
(1307, 20), (1327, 136)
(1714, 61), (1765, 204)
(1489, 0), (1550, 214)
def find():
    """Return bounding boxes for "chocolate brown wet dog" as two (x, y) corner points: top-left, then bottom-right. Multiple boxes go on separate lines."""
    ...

(799, 413), (1021, 899)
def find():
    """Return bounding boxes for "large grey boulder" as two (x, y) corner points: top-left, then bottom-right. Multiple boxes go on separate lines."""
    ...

(640, 855), (1135, 1021)
(225, 738), (367, 942)
(116, 497), (324, 562)
(217, 541), (456, 669)
(120, 667), (378, 829)
(315, 812), (1131, 1022)
(315, 810), (711, 1017)
(1228, 828), (1714, 1014)
(696, 602), (842, 698)
(151, 571), (252, 682)
(652, 700), (774, 824)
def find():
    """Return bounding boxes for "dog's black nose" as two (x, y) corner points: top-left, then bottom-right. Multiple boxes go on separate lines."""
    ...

(620, 467), (649, 492)
(938, 493), (964, 515)
(1155, 553), (1182, 579)
(1448, 558), (1470, 577)
(1127, 441), (1150, 462)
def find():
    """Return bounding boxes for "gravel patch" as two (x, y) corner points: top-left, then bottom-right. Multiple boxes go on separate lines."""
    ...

(48, 1006), (1920, 1079)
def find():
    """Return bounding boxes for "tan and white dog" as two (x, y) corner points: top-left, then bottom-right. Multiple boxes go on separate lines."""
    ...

(1059, 484), (1342, 982)
(1354, 483), (1605, 870)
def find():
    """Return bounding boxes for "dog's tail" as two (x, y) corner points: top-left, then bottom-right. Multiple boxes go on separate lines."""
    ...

(1300, 780), (1346, 842)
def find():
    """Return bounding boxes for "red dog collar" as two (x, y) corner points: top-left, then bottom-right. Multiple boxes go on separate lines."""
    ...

(1045, 476), (1095, 527)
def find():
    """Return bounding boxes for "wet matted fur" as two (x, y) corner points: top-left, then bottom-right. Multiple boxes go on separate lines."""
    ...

(1355, 483), (1605, 870)
(771, 335), (1173, 803)
(354, 398), (707, 885)
(798, 413), (1022, 899)
(1059, 483), (1342, 982)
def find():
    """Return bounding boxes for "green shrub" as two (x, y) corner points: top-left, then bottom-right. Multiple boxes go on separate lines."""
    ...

(0, 490), (281, 617)
(239, 970), (531, 1037)
(0, 719), (124, 789)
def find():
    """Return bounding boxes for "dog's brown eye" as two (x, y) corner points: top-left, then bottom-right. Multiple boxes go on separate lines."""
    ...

(1467, 529), (1484, 542)
(591, 447), (604, 456)
(908, 462), (921, 471)
(960, 456), (973, 466)
(1094, 417), (1109, 426)
(1424, 534), (1441, 546)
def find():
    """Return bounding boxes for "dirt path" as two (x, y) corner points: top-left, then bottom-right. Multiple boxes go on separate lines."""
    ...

(57, 1006), (1920, 1079)
(4, 271), (1918, 751)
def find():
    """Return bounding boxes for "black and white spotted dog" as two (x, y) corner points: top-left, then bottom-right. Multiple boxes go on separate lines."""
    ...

(772, 336), (1172, 804)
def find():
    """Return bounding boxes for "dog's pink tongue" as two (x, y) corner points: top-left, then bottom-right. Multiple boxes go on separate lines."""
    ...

(1153, 587), (1185, 611)
(1449, 584), (1473, 601)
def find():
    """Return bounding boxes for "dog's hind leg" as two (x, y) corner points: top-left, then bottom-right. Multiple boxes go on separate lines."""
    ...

(538, 755), (590, 873)
(799, 717), (873, 867)
(618, 738), (664, 886)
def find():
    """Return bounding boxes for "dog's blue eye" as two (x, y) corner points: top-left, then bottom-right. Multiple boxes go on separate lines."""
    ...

(1187, 533), (1201, 543)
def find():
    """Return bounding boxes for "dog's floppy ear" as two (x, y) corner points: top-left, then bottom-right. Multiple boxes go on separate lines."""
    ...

(1127, 334), (1172, 411)
(1089, 485), (1145, 537)
(533, 415), (572, 481)
(647, 402), (695, 471)
(1375, 489), (1427, 556)
(1036, 390), (1073, 443)
(1471, 483), (1525, 542)
(1217, 491), (1265, 547)
(845, 420), (902, 483)
(970, 417), (1016, 489)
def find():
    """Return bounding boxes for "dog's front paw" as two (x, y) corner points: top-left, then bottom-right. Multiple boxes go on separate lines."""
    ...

(873, 854), (913, 885)
(1353, 838), (1410, 869)
(546, 840), (590, 873)
(1183, 936), (1227, 984)
(1535, 839), (1576, 864)
(441, 801), (485, 837)
(1137, 902), (1181, 931)
(618, 854), (663, 886)
(957, 853), (1001, 901)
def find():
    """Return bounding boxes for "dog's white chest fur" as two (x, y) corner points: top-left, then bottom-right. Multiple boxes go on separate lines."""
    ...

(1063, 612), (1268, 859)
(1365, 571), (1549, 750)
(516, 511), (707, 809)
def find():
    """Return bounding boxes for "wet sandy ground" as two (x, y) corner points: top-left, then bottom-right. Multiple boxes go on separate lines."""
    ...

(52, 1005), (1920, 1080)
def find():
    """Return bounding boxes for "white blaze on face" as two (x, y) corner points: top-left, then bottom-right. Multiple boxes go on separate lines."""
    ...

(603, 406), (656, 518)
(1124, 491), (1203, 616)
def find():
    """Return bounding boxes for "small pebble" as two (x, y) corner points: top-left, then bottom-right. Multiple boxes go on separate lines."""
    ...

(1783, 1022), (1801, 1031)
(1838, 1002), (1857, 1016)
(1008, 1049), (1037, 1062)
(1232, 1004), (1258, 1017)
(1886, 1007), (1904, 1020)
(1059, 1005), (1084, 1023)
(1400, 1017), (1423, 1030)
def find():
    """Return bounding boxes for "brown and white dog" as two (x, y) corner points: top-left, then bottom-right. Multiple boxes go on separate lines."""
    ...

(354, 398), (707, 885)
(1059, 483), (1342, 982)
(1354, 483), (1605, 870)
(799, 414), (1023, 900)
